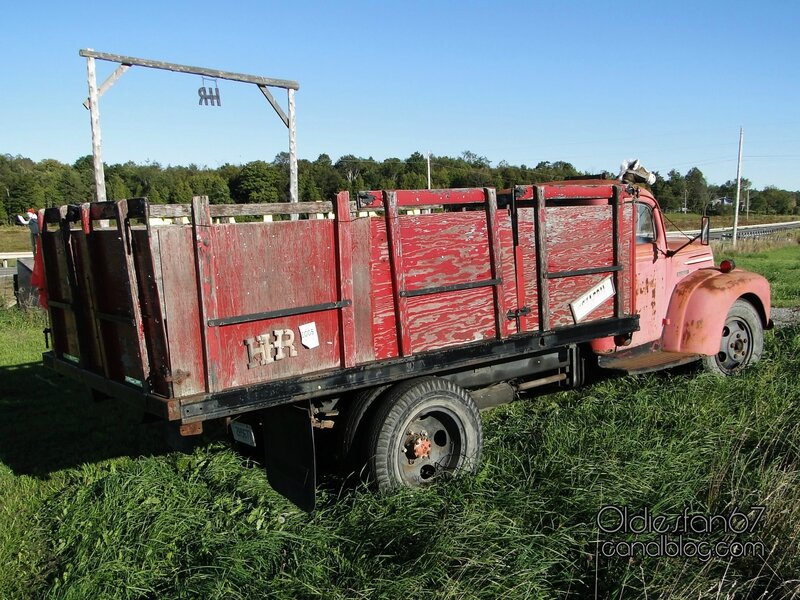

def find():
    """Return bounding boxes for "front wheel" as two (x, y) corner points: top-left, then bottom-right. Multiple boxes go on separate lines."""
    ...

(703, 299), (763, 375)
(367, 377), (483, 491)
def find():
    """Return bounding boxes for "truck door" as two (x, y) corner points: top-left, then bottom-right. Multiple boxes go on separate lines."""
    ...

(631, 201), (668, 346)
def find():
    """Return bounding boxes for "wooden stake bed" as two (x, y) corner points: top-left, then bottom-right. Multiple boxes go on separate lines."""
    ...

(40, 184), (638, 424)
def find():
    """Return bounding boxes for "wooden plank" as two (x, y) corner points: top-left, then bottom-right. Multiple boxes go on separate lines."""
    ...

(484, 188), (506, 338)
(191, 195), (218, 393)
(358, 188), (488, 210)
(71, 228), (103, 372)
(75, 205), (110, 376)
(350, 217), (376, 364)
(115, 200), (151, 389)
(397, 213), (492, 292)
(157, 227), (206, 397)
(369, 218), (399, 360)
(258, 85), (289, 127)
(131, 228), (171, 397)
(79, 49), (300, 90)
(612, 186), (622, 318)
(39, 220), (78, 360)
(55, 208), (97, 367)
(533, 186), (551, 331)
(334, 192), (356, 368)
(83, 64), (129, 109)
(383, 191), (412, 356)
(149, 201), (334, 219)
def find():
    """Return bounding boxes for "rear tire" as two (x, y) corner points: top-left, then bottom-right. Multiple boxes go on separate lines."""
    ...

(703, 299), (763, 376)
(367, 377), (482, 491)
(337, 386), (388, 478)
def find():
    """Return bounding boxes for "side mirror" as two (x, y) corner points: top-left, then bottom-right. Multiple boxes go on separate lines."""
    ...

(700, 216), (710, 246)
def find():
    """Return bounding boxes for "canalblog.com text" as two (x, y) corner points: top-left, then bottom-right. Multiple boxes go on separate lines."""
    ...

(595, 505), (766, 562)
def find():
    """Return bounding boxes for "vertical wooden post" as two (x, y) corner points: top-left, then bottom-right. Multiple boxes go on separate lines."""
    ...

(72, 204), (112, 377)
(115, 199), (152, 390)
(611, 186), (622, 318)
(86, 56), (107, 202)
(533, 186), (551, 332)
(334, 191), (356, 367)
(484, 188), (506, 339)
(383, 191), (412, 356)
(510, 186), (529, 333)
(191, 195), (219, 393)
(288, 88), (298, 214)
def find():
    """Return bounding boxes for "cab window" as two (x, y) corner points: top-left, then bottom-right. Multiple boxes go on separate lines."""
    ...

(636, 203), (656, 243)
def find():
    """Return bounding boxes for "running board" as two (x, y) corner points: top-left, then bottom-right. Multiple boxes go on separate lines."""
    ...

(598, 346), (700, 374)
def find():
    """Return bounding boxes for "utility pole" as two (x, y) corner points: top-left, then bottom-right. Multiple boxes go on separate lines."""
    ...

(746, 188), (750, 220)
(732, 127), (744, 246)
(427, 152), (432, 190)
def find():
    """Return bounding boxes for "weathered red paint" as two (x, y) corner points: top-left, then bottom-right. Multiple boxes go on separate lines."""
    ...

(39, 183), (770, 411)
(662, 269), (772, 355)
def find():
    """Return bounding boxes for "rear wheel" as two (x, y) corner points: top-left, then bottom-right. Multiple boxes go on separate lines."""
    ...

(367, 377), (482, 491)
(703, 299), (763, 375)
(337, 385), (389, 478)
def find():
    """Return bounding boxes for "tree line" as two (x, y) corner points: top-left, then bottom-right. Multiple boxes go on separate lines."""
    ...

(1, 151), (797, 222)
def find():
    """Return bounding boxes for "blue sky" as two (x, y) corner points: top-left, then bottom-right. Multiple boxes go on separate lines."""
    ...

(2, 0), (798, 190)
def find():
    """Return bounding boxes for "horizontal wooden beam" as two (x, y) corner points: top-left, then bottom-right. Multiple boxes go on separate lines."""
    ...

(149, 201), (334, 218)
(79, 49), (300, 90)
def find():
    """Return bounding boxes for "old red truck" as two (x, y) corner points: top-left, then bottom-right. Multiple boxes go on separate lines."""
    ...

(38, 171), (772, 509)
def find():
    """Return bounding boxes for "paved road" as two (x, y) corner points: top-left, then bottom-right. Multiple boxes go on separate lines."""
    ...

(668, 220), (800, 241)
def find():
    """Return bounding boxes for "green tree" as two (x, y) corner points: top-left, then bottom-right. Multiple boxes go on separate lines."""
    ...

(59, 170), (88, 204)
(756, 186), (796, 214)
(231, 161), (280, 203)
(106, 174), (132, 201)
(685, 167), (708, 213)
(190, 173), (232, 204)
(652, 169), (686, 212)
(170, 179), (193, 204)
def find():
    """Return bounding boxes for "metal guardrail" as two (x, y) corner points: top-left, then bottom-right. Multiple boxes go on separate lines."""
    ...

(0, 252), (34, 268)
(668, 220), (800, 241)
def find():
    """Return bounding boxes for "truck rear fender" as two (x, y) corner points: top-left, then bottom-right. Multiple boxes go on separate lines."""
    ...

(662, 269), (772, 356)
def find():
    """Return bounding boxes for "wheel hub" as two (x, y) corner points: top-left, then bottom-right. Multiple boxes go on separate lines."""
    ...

(717, 318), (753, 372)
(405, 431), (432, 460)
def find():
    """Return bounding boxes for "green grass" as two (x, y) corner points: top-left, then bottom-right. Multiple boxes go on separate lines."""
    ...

(1, 240), (799, 598)
(0, 226), (32, 253)
(718, 237), (800, 307)
(2, 315), (798, 598)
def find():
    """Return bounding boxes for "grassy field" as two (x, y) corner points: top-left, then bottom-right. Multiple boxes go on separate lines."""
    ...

(663, 212), (799, 231)
(0, 244), (798, 599)
(714, 232), (800, 308)
(0, 226), (32, 253)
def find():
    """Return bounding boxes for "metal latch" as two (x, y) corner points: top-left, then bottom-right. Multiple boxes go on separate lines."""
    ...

(506, 306), (531, 321)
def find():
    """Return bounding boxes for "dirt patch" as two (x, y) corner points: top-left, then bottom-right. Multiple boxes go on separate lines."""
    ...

(772, 307), (800, 328)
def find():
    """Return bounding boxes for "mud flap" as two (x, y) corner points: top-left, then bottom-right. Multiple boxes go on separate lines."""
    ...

(261, 401), (317, 512)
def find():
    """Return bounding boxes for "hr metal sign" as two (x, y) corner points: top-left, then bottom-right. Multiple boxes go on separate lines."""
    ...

(198, 77), (221, 107)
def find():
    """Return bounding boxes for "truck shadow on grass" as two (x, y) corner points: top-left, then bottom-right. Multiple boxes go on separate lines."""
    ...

(0, 361), (175, 477)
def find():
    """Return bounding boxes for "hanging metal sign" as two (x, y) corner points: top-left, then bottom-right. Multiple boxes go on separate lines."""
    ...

(198, 77), (221, 106)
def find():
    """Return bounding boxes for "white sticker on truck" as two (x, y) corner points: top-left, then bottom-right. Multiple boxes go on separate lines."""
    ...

(570, 276), (616, 323)
(299, 322), (320, 349)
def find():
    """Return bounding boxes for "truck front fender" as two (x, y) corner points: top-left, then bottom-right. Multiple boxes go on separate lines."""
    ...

(661, 269), (772, 356)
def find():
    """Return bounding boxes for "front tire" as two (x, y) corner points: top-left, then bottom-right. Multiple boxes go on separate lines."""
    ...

(703, 299), (763, 375)
(367, 377), (483, 491)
